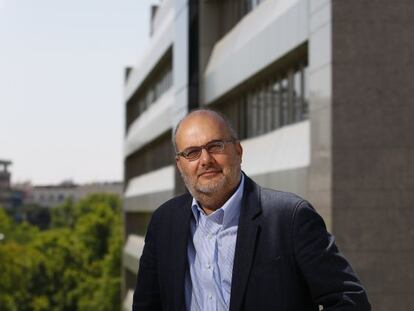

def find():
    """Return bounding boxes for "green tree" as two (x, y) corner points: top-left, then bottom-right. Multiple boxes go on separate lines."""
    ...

(0, 208), (39, 244)
(73, 194), (123, 311)
(30, 228), (84, 311)
(50, 199), (76, 229)
(0, 193), (123, 311)
(0, 240), (43, 311)
(76, 201), (123, 311)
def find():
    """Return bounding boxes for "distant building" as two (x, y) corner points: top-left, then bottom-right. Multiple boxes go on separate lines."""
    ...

(26, 181), (123, 208)
(26, 181), (77, 208)
(122, 0), (414, 309)
(0, 160), (12, 209)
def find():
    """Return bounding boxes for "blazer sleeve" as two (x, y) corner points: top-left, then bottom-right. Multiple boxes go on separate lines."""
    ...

(292, 201), (371, 310)
(132, 213), (162, 311)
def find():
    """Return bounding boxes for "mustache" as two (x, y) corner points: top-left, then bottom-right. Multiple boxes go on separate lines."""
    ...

(197, 167), (222, 176)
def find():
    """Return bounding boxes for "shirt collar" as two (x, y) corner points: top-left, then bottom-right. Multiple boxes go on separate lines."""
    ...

(191, 173), (244, 229)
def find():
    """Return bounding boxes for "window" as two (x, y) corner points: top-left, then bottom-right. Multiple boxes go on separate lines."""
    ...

(245, 0), (264, 14)
(213, 59), (308, 140)
(125, 131), (174, 183)
(126, 50), (173, 131)
(217, 0), (266, 41)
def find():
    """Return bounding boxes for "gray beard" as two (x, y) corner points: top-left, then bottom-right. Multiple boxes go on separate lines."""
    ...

(180, 168), (240, 208)
(180, 171), (226, 201)
(195, 175), (227, 194)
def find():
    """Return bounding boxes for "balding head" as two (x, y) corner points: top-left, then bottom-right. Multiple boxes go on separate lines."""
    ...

(172, 109), (238, 153)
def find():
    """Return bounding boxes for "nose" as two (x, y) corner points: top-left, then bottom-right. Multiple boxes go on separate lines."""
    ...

(199, 148), (214, 166)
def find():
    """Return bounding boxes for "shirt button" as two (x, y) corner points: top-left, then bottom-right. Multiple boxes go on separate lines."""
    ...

(206, 263), (211, 269)
(208, 294), (213, 300)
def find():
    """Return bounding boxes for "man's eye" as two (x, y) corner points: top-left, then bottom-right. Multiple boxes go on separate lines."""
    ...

(206, 142), (223, 153)
(184, 148), (200, 158)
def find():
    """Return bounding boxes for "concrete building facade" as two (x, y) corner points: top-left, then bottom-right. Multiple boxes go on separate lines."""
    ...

(27, 181), (123, 208)
(122, 1), (414, 309)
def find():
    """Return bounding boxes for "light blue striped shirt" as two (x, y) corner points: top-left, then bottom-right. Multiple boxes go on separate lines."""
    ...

(185, 174), (244, 311)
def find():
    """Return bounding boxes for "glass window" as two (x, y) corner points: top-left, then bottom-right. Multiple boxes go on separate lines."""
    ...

(126, 58), (173, 130)
(146, 88), (154, 107)
(245, 0), (262, 13)
(293, 66), (303, 122)
(303, 65), (309, 120)
(213, 58), (308, 140)
(280, 76), (289, 126)
(125, 131), (173, 182)
(271, 79), (281, 130)
(237, 96), (247, 140)
(264, 81), (273, 133)
(246, 93), (253, 138)
(257, 84), (266, 135)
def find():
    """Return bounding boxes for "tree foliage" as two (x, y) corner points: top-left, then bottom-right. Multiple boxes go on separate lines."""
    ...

(0, 194), (122, 311)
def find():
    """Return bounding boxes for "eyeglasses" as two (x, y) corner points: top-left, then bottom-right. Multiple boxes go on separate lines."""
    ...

(176, 139), (236, 161)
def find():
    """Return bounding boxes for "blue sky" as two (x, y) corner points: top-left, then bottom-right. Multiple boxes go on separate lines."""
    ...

(0, 0), (156, 184)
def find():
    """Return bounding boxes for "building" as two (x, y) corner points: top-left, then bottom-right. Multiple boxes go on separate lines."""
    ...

(0, 161), (28, 222)
(0, 159), (12, 209)
(122, 0), (414, 310)
(27, 181), (78, 208)
(27, 181), (123, 208)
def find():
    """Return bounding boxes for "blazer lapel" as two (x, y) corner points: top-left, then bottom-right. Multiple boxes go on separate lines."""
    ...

(229, 176), (262, 311)
(170, 195), (192, 311)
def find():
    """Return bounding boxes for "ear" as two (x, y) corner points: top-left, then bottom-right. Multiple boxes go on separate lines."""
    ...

(175, 156), (182, 171)
(235, 142), (243, 163)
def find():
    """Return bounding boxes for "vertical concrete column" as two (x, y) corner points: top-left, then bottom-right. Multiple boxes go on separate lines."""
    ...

(198, 1), (220, 105)
(173, 0), (190, 195)
(307, 0), (333, 229)
(173, 0), (200, 195)
(173, 0), (190, 126)
(331, 1), (414, 309)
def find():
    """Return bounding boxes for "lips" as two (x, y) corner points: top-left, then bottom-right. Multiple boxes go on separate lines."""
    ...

(198, 169), (221, 178)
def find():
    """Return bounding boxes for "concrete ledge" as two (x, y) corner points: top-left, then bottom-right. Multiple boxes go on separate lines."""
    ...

(152, 0), (172, 36)
(125, 7), (174, 101)
(124, 189), (174, 213)
(242, 120), (310, 176)
(124, 166), (174, 199)
(124, 89), (174, 157)
(203, 0), (308, 104)
(122, 289), (134, 311)
(123, 234), (145, 275)
(250, 167), (309, 199)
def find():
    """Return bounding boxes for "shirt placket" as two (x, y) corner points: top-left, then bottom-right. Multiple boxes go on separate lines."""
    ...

(199, 216), (220, 311)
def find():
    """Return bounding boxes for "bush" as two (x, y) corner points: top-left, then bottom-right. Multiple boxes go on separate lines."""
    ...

(0, 194), (122, 311)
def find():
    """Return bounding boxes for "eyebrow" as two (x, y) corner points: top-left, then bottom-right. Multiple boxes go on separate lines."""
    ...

(181, 139), (226, 150)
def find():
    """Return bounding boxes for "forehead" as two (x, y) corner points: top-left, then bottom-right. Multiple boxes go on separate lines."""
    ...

(175, 113), (230, 148)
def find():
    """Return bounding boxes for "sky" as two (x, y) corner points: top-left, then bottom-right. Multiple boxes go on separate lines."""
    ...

(0, 0), (157, 185)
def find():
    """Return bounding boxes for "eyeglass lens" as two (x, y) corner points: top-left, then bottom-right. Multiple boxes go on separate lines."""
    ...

(183, 141), (225, 160)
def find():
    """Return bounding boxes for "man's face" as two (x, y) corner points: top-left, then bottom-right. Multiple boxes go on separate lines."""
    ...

(175, 112), (243, 200)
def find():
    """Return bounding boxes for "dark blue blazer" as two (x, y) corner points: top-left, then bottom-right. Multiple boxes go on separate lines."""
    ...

(133, 175), (371, 310)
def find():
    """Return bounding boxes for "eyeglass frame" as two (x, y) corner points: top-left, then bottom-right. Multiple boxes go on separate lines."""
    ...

(175, 138), (237, 161)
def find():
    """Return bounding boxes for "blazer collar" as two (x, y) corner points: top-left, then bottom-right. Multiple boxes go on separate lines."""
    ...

(229, 174), (262, 311)
(170, 193), (192, 311)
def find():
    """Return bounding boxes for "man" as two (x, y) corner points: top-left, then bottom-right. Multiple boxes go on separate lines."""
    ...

(133, 109), (371, 310)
